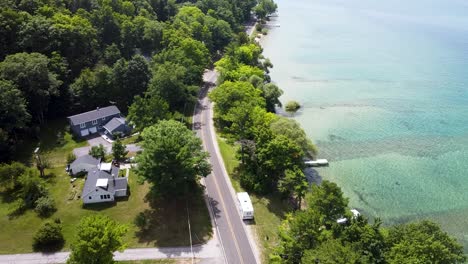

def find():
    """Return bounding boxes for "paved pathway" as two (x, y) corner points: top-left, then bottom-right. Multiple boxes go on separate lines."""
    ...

(0, 238), (222, 264)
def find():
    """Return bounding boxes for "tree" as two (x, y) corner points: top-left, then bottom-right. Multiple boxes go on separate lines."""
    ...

(88, 144), (106, 159)
(136, 120), (211, 197)
(341, 216), (386, 263)
(0, 8), (29, 59)
(33, 220), (64, 252)
(270, 117), (317, 157)
(261, 83), (283, 112)
(276, 209), (324, 264)
(68, 215), (128, 264)
(386, 220), (465, 264)
(0, 162), (28, 191)
(0, 52), (60, 124)
(285, 100), (300, 114)
(19, 15), (55, 54)
(112, 139), (128, 161)
(127, 94), (169, 131)
(306, 180), (349, 227)
(51, 13), (98, 75)
(278, 166), (308, 209)
(301, 239), (361, 264)
(209, 81), (265, 129)
(256, 134), (303, 184)
(0, 80), (30, 135)
(254, 0), (278, 20)
(34, 195), (56, 217)
(70, 66), (113, 110)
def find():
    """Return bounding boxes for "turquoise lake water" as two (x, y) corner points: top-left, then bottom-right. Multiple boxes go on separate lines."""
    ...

(261, 0), (468, 248)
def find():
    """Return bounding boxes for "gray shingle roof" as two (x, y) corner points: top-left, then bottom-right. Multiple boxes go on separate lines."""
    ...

(68, 106), (120, 125)
(103, 117), (127, 133)
(70, 155), (100, 175)
(81, 164), (126, 197)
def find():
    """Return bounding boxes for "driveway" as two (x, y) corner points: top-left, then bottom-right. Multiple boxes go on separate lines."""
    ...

(73, 135), (141, 157)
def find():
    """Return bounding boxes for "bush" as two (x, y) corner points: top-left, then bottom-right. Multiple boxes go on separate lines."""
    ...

(66, 153), (76, 164)
(285, 100), (301, 113)
(256, 23), (262, 32)
(33, 221), (64, 252)
(89, 144), (106, 159)
(35, 196), (57, 217)
(7, 199), (26, 217)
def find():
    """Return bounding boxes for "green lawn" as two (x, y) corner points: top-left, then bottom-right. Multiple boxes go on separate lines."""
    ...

(0, 119), (212, 254)
(216, 136), (292, 262)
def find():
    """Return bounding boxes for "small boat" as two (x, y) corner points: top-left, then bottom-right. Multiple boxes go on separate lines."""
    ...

(304, 159), (329, 167)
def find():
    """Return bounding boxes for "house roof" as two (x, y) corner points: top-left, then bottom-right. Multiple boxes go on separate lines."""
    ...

(99, 162), (112, 172)
(114, 178), (128, 190)
(103, 117), (127, 133)
(70, 155), (100, 174)
(68, 106), (120, 125)
(82, 164), (123, 197)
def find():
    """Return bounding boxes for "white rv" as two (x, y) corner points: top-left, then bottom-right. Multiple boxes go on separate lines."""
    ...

(237, 192), (254, 220)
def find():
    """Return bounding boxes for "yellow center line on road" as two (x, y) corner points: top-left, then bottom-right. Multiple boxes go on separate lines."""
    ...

(199, 97), (244, 264)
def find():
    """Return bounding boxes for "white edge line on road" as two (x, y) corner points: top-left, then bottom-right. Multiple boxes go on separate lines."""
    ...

(205, 79), (261, 264)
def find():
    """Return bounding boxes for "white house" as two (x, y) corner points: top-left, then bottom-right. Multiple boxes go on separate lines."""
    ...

(80, 162), (128, 204)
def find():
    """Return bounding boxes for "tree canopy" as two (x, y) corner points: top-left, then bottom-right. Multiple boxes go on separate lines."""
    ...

(136, 120), (211, 197)
(68, 215), (128, 264)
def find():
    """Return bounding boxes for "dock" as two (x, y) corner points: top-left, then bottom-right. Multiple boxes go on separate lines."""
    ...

(304, 159), (329, 167)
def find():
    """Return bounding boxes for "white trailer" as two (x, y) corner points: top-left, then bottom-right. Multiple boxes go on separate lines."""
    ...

(237, 192), (254, 220)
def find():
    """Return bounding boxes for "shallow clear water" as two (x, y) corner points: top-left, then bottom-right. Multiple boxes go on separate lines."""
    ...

(262, 0), (468, 248)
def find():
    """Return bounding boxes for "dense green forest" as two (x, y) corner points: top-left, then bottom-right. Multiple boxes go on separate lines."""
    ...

(0, 0), (276, 161)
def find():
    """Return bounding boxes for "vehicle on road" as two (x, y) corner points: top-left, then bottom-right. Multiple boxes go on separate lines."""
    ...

(237, 192), (254, 220)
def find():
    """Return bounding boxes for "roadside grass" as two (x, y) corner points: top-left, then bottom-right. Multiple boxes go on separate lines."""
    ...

(216, 136), (292, 262)
(0, 119), (212, 254)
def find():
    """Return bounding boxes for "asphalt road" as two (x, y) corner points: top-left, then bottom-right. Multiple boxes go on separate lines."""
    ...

(193, 70), (258, 264)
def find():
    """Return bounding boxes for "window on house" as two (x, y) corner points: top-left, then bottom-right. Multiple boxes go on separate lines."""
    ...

(80, 123), (86, 128)
(89, 196), (92, 199)
(107, 195), (110, 199)
(92, 120), (98, 125)
(100, 195), (103, 199)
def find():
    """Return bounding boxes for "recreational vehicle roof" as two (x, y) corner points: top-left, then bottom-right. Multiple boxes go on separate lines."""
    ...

(237, 192), (253, 212)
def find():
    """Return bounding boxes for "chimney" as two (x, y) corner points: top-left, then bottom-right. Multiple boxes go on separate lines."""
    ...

(96, 107), (100, 111)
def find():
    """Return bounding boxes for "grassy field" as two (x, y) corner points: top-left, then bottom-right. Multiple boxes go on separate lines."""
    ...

(0, 119), (212, 254)
(216, 136), (292, 262)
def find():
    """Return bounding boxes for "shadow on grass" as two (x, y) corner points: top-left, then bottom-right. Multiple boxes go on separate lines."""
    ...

(134, 186), (212, 247)
(82, 201), (117, 211)
(33, 239), (65, 253)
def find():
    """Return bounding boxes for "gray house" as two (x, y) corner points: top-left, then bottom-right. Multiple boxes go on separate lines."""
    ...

(67, 106), (132, 139)
(69, 155), (100, 176)
(76, 161), (128, 204)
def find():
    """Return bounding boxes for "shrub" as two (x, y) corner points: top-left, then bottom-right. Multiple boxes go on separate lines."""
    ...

(256, 23), (262, 32)
(7, 199), (26, 217)
(285, 100), (301, 113)
(89, 144), (106, 159)
(35, 196), (57, 217)
(33, 221), (64, 252)
(66, 153), (76, 164)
